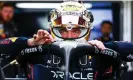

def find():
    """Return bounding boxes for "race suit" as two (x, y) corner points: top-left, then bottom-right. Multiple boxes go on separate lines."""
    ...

(0, 37), (133, 80)
(21, 41), (133, 80)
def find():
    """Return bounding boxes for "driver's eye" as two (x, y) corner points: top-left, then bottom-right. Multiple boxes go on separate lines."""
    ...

(59, 29), (67, 34)
(74, 31), (80, 34)
(73, 29), (81, 34)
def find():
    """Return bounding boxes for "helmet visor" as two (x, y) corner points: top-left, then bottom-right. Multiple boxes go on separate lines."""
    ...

(52, 27), (89, 40)
(51, 14), (90, 39)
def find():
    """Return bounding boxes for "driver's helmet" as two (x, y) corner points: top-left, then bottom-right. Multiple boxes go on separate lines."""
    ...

(49, 1), (94, 41)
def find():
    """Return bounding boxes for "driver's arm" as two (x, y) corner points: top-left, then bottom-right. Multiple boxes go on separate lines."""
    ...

(0, 29), (53, 55)
(0, 37), (29, 55)
(104, 41), (133, 61)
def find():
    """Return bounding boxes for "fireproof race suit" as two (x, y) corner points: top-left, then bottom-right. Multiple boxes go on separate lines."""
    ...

(0, 38), (133, 80)
(21, 41), (133, 80)
(0, 37), (28, 54)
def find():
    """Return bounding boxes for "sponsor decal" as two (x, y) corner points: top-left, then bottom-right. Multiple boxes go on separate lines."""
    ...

(0, 37), (18, 44)
(51, 71), (93, 80)
(62, 4), (82, 11)
(101, 49), (117, 58)
(9, 37), (18, 42)
(94, 47), (117, 58)
(0, 39), (10, 44)
(61, 12), (82, 16)
(21, 45), (43, 55)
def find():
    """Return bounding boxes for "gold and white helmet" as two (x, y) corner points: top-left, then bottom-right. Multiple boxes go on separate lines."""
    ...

(49, 1), (94, 41)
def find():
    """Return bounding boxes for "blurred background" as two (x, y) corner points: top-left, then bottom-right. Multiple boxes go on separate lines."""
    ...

(0, 0), (132, 80)
(0, 1), (120, 39)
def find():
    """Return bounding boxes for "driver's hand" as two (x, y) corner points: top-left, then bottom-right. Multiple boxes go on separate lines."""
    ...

(88, 40), (106, 50)
(28, 29), (54, 46)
